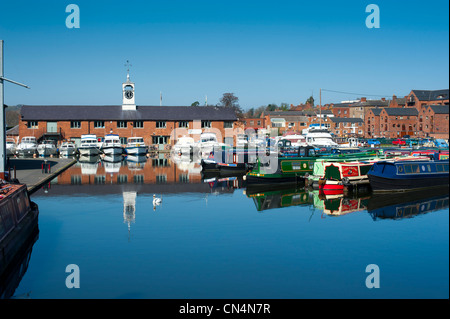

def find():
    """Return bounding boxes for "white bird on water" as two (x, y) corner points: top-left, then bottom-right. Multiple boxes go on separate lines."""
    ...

(153, 194), (162, 206)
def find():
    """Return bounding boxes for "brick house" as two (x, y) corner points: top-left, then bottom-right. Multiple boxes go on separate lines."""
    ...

(263, 111), (310, 135)
(365, 108), (383, 138)
(330, 102), (354, 118)
(378, 108), (419, 138)
(420, 105), (449, 139)
(329, 117), (364, 138)
(348, 97), (390, 120)
(406, 89), (449, 111)
(242, 117), (266, 131)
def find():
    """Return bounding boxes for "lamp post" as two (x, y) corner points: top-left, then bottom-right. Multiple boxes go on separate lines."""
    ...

(0, 40), (30, 179)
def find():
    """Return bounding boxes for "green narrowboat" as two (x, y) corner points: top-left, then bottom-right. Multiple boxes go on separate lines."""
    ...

(245, 185), (312, 212)
(245, 146), (319, 186)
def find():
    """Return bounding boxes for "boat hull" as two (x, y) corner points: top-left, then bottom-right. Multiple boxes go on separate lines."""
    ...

(101, 146), (123, 156)
(78, 147), (100, 156)
(368, 174), (449, 192)
(125, 146), (147, 155)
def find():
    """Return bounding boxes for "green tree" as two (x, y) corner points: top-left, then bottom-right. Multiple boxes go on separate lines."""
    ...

(191, 101), (200, 106)
(219, 93), (243, 118)
(306, 96), (315, 107)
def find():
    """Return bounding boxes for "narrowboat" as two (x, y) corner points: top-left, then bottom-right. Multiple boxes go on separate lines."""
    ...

(367, 153), (449, 192)
(307, 150), (381, 188)
(245, 185), (311, 212)
(245, 145), (318, 186)
(200, 147), (261, 175)
(0, 181), (39, 296)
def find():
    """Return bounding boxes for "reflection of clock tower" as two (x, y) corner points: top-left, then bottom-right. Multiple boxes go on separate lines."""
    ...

(122, 61), (136, 111)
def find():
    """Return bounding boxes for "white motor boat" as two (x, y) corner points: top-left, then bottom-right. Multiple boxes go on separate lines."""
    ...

(6, 139), (17, 156)
(59, 141), (77, 156)
(198, 132), (226, 155)
(101, 134), (123, 156)
(173, 136), (198, 155)
(280, 134), (307, 147)
(125, 137), (147, 155)
(37, 140), (58, 157)
(78, 134), (101, 156)
(305, 128), (339, 148)
(16, 136), (38, 157)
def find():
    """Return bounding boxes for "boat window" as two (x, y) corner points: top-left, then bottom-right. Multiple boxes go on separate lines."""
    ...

(427, 164), (432, 172)
(410, 164), (419, 173)
(436, 164), (443, 172)
(308, 149), (316, 156)
(299, 148), (306, 156)
(404, 165), (412, 174)
(444, 164), (449, 172)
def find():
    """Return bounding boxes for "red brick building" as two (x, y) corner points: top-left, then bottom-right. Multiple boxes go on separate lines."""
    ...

(419, 105), (449, 139)
(18, 77), (241, 147)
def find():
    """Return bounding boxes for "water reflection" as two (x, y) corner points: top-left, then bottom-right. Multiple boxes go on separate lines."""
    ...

(37, 154), (449, 222)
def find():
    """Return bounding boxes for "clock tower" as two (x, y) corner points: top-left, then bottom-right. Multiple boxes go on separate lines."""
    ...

(122, 60), (136, 110)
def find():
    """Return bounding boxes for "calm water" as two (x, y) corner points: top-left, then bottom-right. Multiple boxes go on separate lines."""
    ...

(6, 155), (450, 299)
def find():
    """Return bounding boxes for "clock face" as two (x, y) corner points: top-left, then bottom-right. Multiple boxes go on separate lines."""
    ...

(125, 90), (134, 99)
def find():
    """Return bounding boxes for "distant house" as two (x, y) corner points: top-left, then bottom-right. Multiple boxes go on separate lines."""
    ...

(406, 89), (449, 111)
(348, 97), (390, 121)
(263, 111), (309, 135)
(419, 105), (449, 139)
(378, 108), (419, 138)
(329, 117), (364, 138)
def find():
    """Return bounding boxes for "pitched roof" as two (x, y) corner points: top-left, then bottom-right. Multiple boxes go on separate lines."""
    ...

(351, 100), (390, 107)
(412, 89), (449, 101)
(20, 105), (238, 121)
(330, 117), (364, 123)
(369, 108), (383, 116)
(382, 108), (419, 116)
(428, 105), (449, 114)
(267, 111), (307, 117)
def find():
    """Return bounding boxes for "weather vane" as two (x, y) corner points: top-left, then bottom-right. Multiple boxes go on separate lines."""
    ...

(124, 60), (132, 81)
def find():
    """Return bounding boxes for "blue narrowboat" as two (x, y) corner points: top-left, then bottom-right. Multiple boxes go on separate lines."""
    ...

(367, 153), (449, 192)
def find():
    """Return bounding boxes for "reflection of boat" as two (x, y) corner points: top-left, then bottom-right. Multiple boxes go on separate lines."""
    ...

(0, 182), (39, 298)
(78, 135), (101, 156)
(78, 155), (100, 175)
(126, 155), (147, 170)
(367, 188), (449, 220)
(59, 141), (77, 157)
(125, 137), (147, 155)
(368, 155), (449, 192)
(16, 136), (38, 157)
(245, 185), (311, 212)
(102, 154), (123, 163)
(103, 160), (121, 174)
(319, 194), (370, 217)
(101, 134), (123, 156)
(37, 140), (58, 157)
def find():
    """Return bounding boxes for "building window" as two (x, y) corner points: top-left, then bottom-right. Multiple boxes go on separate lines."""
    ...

(71, 121), (81, 129)
(94, 121), (105, 128)
(120, 137), (127, 145)
(156, 175), (167, 184)
(117, 175), (128, 184)
(134, 121), (143, 128)
(179, 121), (189, 128)
(224, 121), (233, 129)
(156, 121), (166, 128)
(152, 136), (169, 144)
(250, 120), (254, 126)
(257, 121), (261, 125)
(202, 120), (212, 128)
(27, 121), (38, 129)
(134, 175), (144, 184)
(117, 121), (127, 128)
(179, 174), (189, 183)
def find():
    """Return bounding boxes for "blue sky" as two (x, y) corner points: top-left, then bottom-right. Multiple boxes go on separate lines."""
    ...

(0, 0), (448, 109)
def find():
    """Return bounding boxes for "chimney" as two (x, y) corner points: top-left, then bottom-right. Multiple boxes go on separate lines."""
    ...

(361, 97), (367, 102)
(381, 97), (386, 102)
(392, 95), (397, 101)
